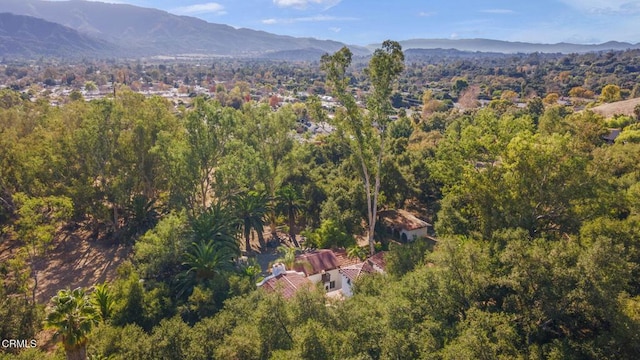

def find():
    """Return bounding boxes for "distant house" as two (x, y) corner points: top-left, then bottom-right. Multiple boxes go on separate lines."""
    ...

(340, 252), (387, 297)
(256, 263), (312, 299)
(379, 209), (431, 242)
(603, 128), (621, 144)
(293, 249), (359, 293)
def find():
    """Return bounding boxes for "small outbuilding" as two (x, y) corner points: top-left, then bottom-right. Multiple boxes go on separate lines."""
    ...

(379, 209), (431, 242)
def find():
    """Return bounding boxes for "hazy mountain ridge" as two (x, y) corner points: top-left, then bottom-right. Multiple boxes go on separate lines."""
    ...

(0, 0), (638, 60)
(0, 12), (115, 58)
(0, 0), (368, 58)
(257, 48), (332, 62)
(380, 38), (640, 54)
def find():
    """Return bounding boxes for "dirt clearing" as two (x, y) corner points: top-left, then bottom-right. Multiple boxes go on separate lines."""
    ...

(590, 97), (640, 118)
(0, 227), (131, 304)
(35, 230), (131, 303)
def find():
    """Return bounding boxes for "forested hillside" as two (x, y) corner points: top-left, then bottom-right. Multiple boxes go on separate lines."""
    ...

(1, 43), (640, 359)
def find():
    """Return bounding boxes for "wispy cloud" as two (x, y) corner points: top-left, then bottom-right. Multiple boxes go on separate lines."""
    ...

(273, 0), (342, 10)
(508, 15), (640, 44)
(261, 15), (358, 24)
(418, 11), (436, 17)
(46, 0), (126, 2)
(480, 9), (515, 14)
(172, 2), (226, 16)
(558, 0), (640, 14)
(329, 27), (341, 33)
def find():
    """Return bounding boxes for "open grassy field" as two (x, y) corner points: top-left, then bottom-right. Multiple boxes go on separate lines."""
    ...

(590, 97), (640, 118)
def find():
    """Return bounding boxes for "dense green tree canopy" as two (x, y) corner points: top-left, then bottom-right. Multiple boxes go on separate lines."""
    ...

(2, 44), (640, 360)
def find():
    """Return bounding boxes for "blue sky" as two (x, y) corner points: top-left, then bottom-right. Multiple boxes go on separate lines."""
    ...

(92, 0), (640, 45)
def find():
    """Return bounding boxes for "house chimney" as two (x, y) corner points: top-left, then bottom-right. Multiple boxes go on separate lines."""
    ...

(272, 263), (286, 277)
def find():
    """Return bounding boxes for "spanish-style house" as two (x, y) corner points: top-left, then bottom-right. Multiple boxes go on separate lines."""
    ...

(257, 249), (388, 299)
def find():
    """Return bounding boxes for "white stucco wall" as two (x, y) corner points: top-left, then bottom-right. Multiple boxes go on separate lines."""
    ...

(307, 269), (342, 292)
(401, 227), (429, 242)
(341, 274), (354, 297)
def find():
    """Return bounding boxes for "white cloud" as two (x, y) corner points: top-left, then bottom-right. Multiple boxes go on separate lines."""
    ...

(172, 2), (226, 16)
(418, 11), (436, 17)
(480, 9), (515, 14)
(273, 0), (342, 10)
(558, 0), (640, 14)
(329, 27), (341, 32)
(261, 15), (357, 24)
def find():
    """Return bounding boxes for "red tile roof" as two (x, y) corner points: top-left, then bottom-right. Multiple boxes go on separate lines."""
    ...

(379, 209), (431, 231)
(340, 261), (376, 282)
(292, 249), (361, 276)
(333, 248), (362, 267)
(294, 249), (343, 275)
(367, 251), (387, 271)
(259, 272), (312, 299)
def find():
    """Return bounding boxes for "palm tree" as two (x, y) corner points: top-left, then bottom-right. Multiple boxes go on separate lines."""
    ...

(275, 185), (304, 247)
(91, 283), (114, 323)
(233, 190), (269, 253)
(265, 208), (280, 243)
(177, 240), (236, 298)
(178, 203), (240, 298)
(184, 240), (235, 281)
(190, 202), (240, 257)
(347, 245), (367, 261)
(274, 245), (297, 269)
(124, 194), (160, 237)
(46, 288), (99, 360)
(272, 245), (311, 273)
(239, 257), (262, 283)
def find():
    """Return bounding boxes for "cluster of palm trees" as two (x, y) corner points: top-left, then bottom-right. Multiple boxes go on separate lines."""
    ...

(177, 185), (304, 297)
(187, 184), (304, 259)
(232, 184), (305, 254)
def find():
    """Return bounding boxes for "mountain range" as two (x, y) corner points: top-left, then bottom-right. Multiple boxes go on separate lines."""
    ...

(0, 12), (115, 58)
(389, 39), (640, 55)
(0, 0), (367, 59)
(0, 0), (638, 60)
